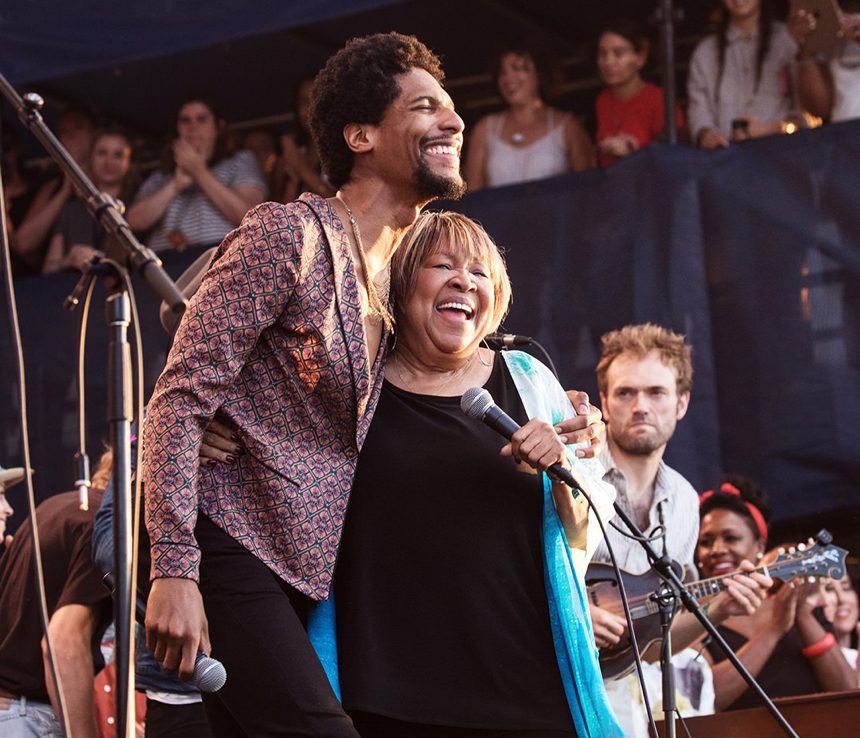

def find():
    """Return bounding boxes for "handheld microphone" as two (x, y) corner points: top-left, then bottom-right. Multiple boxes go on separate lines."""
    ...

(103, 573), (227, 692)
(460, 387), (580, 491)
(74, 452), (90, 511)
(483, 333), (533, 350)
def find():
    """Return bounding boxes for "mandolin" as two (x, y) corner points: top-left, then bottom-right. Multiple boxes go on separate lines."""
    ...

(585, 534), (848, 679)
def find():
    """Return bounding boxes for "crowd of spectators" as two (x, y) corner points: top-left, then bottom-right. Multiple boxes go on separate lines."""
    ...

(3, 0), (860, 277)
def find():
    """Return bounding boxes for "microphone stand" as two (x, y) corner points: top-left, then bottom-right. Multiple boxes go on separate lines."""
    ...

(608, 502), (800, 738)
(0, 74), (187, 738)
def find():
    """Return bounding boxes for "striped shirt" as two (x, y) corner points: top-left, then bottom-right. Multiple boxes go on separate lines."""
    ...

(592, 445), (700, 576)
(136, 150), (266, 252)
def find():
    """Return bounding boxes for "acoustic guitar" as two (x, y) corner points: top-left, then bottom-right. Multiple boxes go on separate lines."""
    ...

(585, 535), (848, 679)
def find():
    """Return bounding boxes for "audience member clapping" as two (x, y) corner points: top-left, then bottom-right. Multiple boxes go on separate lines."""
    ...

(697, 475), (857, 710)
(688, 0), (805, 149)
(2, 123), (42, 273)
(11, 106), (96, 275)
(465, 38), (594, 190)
(127, 95), (267, 252)
(789, 1), (860, 123)
(595, 18), (686, 166)
(824, 571), (859, 680)
(42, 127), (137, 273)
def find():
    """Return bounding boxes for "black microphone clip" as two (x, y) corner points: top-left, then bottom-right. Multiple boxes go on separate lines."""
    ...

(483, 333), (533, 351)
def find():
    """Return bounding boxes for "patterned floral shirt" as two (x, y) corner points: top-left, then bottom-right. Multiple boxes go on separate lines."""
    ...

(143, 193), (386, 600)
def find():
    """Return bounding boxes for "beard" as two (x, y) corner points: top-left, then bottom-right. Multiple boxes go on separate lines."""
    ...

(609, 419), (675, 457)
(415, 155), (466, 201)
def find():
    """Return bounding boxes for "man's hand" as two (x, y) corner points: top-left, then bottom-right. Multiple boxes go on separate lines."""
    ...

(145, 577), (210, 681)
(589, 602), (627, 650)
(558, 391), (605, 459)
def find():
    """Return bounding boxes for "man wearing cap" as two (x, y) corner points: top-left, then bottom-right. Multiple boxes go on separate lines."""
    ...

(0, 453), (113, 737)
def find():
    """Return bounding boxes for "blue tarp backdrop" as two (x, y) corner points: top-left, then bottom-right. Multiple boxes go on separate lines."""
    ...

(2, 121), (859, 538)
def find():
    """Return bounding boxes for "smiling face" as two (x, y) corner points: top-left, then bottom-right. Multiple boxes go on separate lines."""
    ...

(697, 508), (763, 578)
(91, 133), (131, 189)
(600, 350), (689, 458)
(176, 101), (220, 158)
(496, 52), (541, 107)
(825, 573), (860, 640)
(367, 68), (466, 202)
(597, 31), (646, 90)
(397, 241), (496, 362)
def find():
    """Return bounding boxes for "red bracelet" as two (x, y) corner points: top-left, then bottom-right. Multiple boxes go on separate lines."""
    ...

(801, 632), (836, 659)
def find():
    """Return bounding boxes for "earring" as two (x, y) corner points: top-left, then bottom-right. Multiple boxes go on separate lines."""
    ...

(478, 340), (492, 367)
(756, 552), (764, 560)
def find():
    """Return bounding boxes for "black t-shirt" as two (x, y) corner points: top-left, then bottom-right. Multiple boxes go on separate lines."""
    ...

(707, 625), (823, 711)
(334, 356), (576, 731)
(0, 489), (111, 701)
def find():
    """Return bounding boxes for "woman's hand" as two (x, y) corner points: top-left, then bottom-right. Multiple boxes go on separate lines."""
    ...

(173, 139), (209, 182)
(598, 133), (639, 159)
(787, 8), (817, 50)
(500, 418), (568, 474)
(199, 419), (244, 467)
(709, 559), (774, 621)
(698, 126), (730, 150)
(769, 580), (802, 636)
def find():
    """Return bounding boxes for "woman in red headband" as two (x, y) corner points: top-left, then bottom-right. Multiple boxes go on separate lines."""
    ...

(696, 475), (856, 710)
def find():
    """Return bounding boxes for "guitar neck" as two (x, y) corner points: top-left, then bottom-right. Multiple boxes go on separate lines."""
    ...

(685, 562), (772, 602)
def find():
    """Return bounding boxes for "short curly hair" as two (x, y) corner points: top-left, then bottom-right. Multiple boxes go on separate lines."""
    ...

(390, 211), (512, 334)
(309, 32), (445, 190)
(596, 323), (693, 397)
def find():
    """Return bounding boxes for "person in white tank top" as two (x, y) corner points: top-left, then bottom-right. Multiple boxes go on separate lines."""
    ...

(465, 41), (594, 190)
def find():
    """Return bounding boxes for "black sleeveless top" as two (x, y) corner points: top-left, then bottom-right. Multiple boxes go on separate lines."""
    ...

(334, 357), (576, 731)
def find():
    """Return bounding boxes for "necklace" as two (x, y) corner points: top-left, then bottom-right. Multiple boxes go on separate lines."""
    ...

(390, 351), (476, 396)
(511, 132), (525, 144)
(336, 192), (394, 332)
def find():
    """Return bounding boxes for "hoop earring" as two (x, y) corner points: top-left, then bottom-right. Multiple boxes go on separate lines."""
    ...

(478, 340), (492, 367)
(388, 329), (397, 353)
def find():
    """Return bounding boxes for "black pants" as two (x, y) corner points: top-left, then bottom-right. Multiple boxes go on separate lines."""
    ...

(195, 514), (358, 737)
(145, 698), (212, 738)
(350, 712), (578, 738)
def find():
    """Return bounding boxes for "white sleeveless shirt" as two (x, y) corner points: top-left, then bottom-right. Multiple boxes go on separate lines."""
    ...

(484, 109), (570, 187)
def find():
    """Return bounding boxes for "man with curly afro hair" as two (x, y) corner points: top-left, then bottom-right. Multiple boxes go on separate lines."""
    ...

(142, 32), (471, 738)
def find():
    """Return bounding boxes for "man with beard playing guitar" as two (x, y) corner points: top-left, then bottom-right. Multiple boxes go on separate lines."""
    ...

(586, 324), (772, 737)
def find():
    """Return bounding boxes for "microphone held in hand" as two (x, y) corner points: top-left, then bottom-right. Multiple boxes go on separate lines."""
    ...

(460, 387), (580, 492)
(102, 572), (227, 692)
(193, 652), (228, 693)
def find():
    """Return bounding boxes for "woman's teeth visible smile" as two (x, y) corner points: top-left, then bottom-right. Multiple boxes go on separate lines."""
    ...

(437, 301), (473, 318)
(711, 560), (736, 576)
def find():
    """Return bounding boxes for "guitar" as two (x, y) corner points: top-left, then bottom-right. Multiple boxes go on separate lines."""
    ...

(585, 535), (848, 679)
